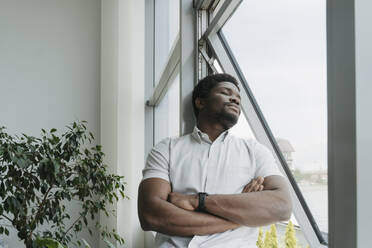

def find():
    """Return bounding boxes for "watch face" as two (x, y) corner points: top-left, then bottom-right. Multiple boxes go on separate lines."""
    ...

(198, 192), (208, 212)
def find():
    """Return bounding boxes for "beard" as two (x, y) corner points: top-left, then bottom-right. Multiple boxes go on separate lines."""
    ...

(214, 109), (239, 129)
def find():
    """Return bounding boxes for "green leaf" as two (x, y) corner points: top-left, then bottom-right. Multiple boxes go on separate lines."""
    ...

(103, 238), (116, 248)
(17, 158), (28, 168)
(35, 237), (66, 248)
(0, 121), (126, 246)
(80, 238), (91, 248)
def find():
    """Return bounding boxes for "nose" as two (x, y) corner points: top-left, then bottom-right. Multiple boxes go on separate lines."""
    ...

(230, 95), (240, 105)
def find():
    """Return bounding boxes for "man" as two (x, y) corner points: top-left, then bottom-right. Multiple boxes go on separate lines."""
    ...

(138, 73), (292, 247)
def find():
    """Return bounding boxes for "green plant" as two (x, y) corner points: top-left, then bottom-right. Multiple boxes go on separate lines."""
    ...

(34, 237), (66, 248)
(263, 230), (271, 248)
(33, 237), (117, 248)
(257, 222), (308, 248)
(270, 224), (279, 248)
(256, 227), (264, 248)
(0, 121), (126, 248)
(284, 221), (297, 248)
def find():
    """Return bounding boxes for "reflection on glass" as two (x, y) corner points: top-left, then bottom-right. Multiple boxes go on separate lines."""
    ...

(223, 0), (328, 235)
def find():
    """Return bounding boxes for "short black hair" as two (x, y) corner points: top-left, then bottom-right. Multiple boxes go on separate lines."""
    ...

(192, 73), (239, 117)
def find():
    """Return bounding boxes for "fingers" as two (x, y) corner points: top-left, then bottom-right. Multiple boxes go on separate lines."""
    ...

(246, 181), (256, 192)
(257, 176), (264, 185)
(242, 181), (255, 193)
(242, 177), (265, 193)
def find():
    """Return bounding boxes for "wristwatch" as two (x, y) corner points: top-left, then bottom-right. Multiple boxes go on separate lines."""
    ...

(197, 192), (209, 212)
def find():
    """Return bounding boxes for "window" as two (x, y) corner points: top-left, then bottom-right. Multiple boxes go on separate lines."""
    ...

(146, 0), (328, 247)
(222, 0), (328, 236)
(146, 0), (181, 152)
(196, 0), (327, 246)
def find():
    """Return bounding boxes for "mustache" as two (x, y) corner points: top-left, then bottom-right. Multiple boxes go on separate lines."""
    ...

(225, 103), (240, 108)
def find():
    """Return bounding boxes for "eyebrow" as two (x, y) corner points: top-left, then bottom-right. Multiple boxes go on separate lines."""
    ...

(221, 87), (241, 98)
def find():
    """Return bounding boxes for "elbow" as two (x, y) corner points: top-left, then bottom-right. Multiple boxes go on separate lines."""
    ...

(277, 199), (292, 222)
(139, 212), (159, 232)
(278, 208), (292, 222)
(140, 218), (151, 231)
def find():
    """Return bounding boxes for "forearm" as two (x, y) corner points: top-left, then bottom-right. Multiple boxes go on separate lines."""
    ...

(140, 197), (239, 236)
(204, 190), (291, 226)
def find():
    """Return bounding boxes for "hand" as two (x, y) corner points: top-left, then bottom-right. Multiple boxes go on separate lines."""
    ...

(168, 192), (198, 211)
(242, 176), (264, 193)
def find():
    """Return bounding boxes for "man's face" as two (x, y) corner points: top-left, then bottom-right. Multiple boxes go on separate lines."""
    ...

(200, 81), (241, 127)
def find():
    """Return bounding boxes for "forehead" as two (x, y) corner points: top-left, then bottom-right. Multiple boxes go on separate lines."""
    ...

(213, 81), (240, 93)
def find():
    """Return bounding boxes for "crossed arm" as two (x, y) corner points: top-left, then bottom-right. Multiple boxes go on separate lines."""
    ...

(137, 175), (292, 236)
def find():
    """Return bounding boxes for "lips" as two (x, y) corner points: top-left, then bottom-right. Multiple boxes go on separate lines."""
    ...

(225, 103), (240, 113)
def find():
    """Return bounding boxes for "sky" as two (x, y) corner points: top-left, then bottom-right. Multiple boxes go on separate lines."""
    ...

(225, 0), (327, 172)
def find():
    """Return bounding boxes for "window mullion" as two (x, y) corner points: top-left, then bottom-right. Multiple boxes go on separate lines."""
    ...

(199, 0), (242, 42)
(197, 8), (209, 80)
(147, 35), (180, 107)
(199, 46), (218, 73)
(194, 0), (214, 10)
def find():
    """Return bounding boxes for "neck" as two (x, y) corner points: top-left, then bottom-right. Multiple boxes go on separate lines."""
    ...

(196, 118), (228, 142)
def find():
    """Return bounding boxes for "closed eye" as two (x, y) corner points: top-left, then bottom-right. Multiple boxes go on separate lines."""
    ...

(220, 90), (230, 95)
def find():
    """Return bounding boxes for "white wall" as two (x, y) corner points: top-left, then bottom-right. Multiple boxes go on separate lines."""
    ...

(0, 0), (101, 247)
(101, 0), (145, 247)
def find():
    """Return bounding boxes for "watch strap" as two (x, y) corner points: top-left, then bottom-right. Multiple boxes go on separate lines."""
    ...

(197, 192), (209, 212)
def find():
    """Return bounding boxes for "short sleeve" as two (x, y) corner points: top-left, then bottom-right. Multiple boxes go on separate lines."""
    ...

(253, 141), (283, 178)
(142, 138), (171, 182)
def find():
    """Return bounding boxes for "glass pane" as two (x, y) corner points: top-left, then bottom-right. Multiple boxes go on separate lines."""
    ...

(223, 0), (328, 235)
(258, 222), (309, 248)
(231, 115), (310, 247)
(169, 0), (179, 50)
(154, 0), (179, 86)
(167, 75), (180, 137)
(154, 75), (180, 144)
(229, 114), (255, 139)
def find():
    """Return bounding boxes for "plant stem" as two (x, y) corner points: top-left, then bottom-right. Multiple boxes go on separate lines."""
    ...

(62, 213), (84, 238)
(27, 185), (53, 243)
(1, 214), (12, 222)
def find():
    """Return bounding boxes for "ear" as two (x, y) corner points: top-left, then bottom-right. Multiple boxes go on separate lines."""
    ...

(195, 97), (205, 111)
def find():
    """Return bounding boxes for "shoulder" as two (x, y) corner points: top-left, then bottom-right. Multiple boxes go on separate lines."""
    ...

(227, 134), (261, 149)
(151, 137), (171, 152)
(227, 135), (274, 158)
(152, 133), (194, 151)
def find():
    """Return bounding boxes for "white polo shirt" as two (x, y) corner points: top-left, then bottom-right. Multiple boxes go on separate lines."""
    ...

(143, 126), (282, 248)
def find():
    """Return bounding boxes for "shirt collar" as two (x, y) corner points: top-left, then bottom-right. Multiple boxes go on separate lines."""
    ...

(192, 126), (230, 144)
